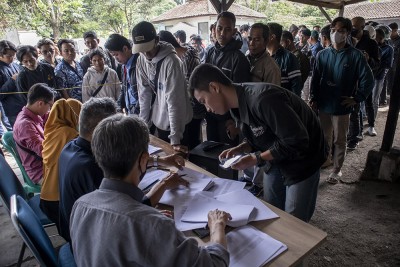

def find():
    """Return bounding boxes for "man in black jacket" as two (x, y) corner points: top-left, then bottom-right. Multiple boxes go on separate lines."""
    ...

(0, 40), (23, 127)
(105, 34), (139, 115)
(347, 16), (380, 149)
(204, 11), (250, 144)
(190, 64), (328, 222)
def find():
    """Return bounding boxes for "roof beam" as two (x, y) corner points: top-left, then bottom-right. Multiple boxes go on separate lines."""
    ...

(318, 6), (332, 22)
(209, 0), (235, 13)
(287, 0), (341, 9)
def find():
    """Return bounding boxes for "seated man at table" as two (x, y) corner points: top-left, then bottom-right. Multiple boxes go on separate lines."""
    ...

(190, 64), (328, 222)
(70, 114), (231, 266)
(59, 97), (189, 242)
(13, 83), (54, 184)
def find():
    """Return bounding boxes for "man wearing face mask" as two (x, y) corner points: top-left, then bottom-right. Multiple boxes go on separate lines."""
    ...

(310, 17), (374, 184)
(347, 16), (380, 146)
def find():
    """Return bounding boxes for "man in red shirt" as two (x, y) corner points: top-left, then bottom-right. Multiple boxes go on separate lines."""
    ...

(13, 83), (54, 184)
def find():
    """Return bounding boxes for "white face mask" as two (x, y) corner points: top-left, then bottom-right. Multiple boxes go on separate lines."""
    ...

(330, 32), (347, 45)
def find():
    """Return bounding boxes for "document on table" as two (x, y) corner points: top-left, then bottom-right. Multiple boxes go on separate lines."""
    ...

(227, 225), (287, 267)
(148, 144), (162, 154)
(181, 193), (254, 227)
(215, 189), (279, 221)
(138, 169), (169, 191)
(159, 167), (214, 206)
(208, 177), (246, 196)
(220, 154), (245, 169)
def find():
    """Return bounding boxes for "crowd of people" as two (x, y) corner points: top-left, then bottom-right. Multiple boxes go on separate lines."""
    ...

(0, 11), (399, 266)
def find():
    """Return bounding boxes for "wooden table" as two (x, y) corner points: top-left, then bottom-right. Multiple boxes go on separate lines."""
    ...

(151, 136), (327, 267)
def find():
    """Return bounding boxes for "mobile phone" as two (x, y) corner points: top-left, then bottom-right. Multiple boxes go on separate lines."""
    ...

(192, 227), (210, 239)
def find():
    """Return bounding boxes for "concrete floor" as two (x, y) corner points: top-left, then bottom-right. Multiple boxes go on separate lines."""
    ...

(0, 150), (65, 267)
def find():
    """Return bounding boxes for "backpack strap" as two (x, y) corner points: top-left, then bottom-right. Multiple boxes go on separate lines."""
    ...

(150, 57), (167, 106)
(15, 140), (42, 160)
(91, 70), (109, 97)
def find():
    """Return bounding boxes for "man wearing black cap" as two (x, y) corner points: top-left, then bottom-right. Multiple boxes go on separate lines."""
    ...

(132, 21), (193, 153)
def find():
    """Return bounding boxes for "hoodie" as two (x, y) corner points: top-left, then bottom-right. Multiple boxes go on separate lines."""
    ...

(137, 42), (193, 145)
(82, 66), (121, 102)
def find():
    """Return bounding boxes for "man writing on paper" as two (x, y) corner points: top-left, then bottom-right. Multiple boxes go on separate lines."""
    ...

(190, 64), (328, 222)
(70, 114), (232, 266)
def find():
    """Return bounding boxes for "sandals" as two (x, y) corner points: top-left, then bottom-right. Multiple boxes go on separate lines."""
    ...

(326, 171), (342, 184)
(326, 176), (339, 184)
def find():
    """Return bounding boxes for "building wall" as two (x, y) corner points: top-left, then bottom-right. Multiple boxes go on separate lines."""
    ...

(155, 15), (258, 45)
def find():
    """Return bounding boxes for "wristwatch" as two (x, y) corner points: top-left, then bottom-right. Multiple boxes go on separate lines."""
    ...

(253, 151), (266, 167)
(152, 155), (159, 167)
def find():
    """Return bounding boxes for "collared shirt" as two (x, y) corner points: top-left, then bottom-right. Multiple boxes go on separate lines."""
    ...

(58, 136), (151, 242)
(70, 178), (229, 267)
(13, 106), (44, 183)
(54, 59), (84, 101)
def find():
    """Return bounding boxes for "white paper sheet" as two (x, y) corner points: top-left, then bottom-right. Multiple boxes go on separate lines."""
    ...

(215, 189), (279, 221)
(148, 144), (162, 154)
(208, 177), (246, 196)
(159, 167), (213, 206)
(181, 193), (254, 227)
(226, 225), (287, 267)
(220, 154), (245, 169)
(138, 169), (169, 191)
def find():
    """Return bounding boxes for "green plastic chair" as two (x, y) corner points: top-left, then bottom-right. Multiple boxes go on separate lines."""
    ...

(2, 131), (41, 196)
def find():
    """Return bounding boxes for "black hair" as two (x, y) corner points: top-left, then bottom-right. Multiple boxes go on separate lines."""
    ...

(250, 23), (270, 39)
(320, 25), (331, 41)
(159, 30), (181, 48)
(240, 24), (250, 33)
(289, 24), (299, 33)
(0, 40), (17, 55)
(375, 28), (385, 39)
(104, 33), (131, 51)
(91, 114), (149, 179)
(217, 11), (236, 26)
(174, 30), (186, 43)
(57, 39), (75, 51)
(281, 30), (294, 42)
(83, 31), (98, 39)
(27, 83), (55, 105)
(189, 63), (232, 94)
(267, 23), (283, 42)
(16, 45), (38, 62)
(89, 48), (106, 60)
(389, 22), (398, 30)
(331, 17), (352, 33)
(191, 35), (202, 45)
(37, 38), (55, 49)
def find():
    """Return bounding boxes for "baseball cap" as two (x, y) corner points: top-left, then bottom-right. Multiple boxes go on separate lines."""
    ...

(131, 21), (157, 53)
(302, 28), (311, 37)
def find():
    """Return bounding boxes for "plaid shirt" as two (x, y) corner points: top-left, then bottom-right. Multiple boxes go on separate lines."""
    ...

(55, 59), (83, 101)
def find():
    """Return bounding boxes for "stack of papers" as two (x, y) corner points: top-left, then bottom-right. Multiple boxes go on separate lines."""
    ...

(138, 169), (169, 191)
(227, 225), (287, 267)
(148, 144), (162, 154)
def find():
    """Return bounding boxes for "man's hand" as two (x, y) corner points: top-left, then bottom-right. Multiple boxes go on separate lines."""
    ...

(161, 172), (189, 190)
(341, 96), (357, 108)
(159, 209), (174, 219)
(309, 100), (318, 111)
(208, 209), (232, 228)
(225, 120), (240, 140)
(231, 154), (257, 170)
(362, 50), (370, 61)
(172, 144), (188, 154)
(219, 142), (251, 161)
(159, 154), (185, 170)
(11, 73), (18, 80)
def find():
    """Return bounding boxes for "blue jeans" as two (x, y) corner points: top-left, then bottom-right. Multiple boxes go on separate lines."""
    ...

(263, 165), (320, 222)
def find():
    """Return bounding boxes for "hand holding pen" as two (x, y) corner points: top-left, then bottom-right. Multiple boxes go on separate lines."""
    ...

(162, 172), (189, 190)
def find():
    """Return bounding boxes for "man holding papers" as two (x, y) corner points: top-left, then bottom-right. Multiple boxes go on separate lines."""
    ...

(70, 114), (232, 266)
(190, 64), (328, 222)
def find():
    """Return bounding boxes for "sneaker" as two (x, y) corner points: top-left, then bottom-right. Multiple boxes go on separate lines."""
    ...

(357, 133), (364, 141)
(238, 176), (252, 186)
(248, 184), (263, 197)
(347, 142), (358, 150)
(367, 127), (377, 136)
(326, 171), (342, 184)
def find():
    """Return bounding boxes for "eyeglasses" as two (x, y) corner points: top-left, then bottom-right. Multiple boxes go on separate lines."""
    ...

(44, 101), (54, 109)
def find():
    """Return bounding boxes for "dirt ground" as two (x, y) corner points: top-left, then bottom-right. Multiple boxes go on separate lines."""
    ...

(308, 106), (400, 267)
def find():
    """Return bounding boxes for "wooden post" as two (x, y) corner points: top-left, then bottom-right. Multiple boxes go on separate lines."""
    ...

(380, 53), (400, 152)
(318, 6), (332, 23)
(338, 1), (345, 17)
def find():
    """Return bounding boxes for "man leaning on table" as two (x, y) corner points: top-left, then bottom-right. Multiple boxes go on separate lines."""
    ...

(70, 114), (231, 266)
(190, 63), (328, 222)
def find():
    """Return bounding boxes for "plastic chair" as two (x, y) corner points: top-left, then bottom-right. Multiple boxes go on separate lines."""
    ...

(0, 155), (54, 266)
(1, 131), (41, 195)
(11, 195), (76, 267)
